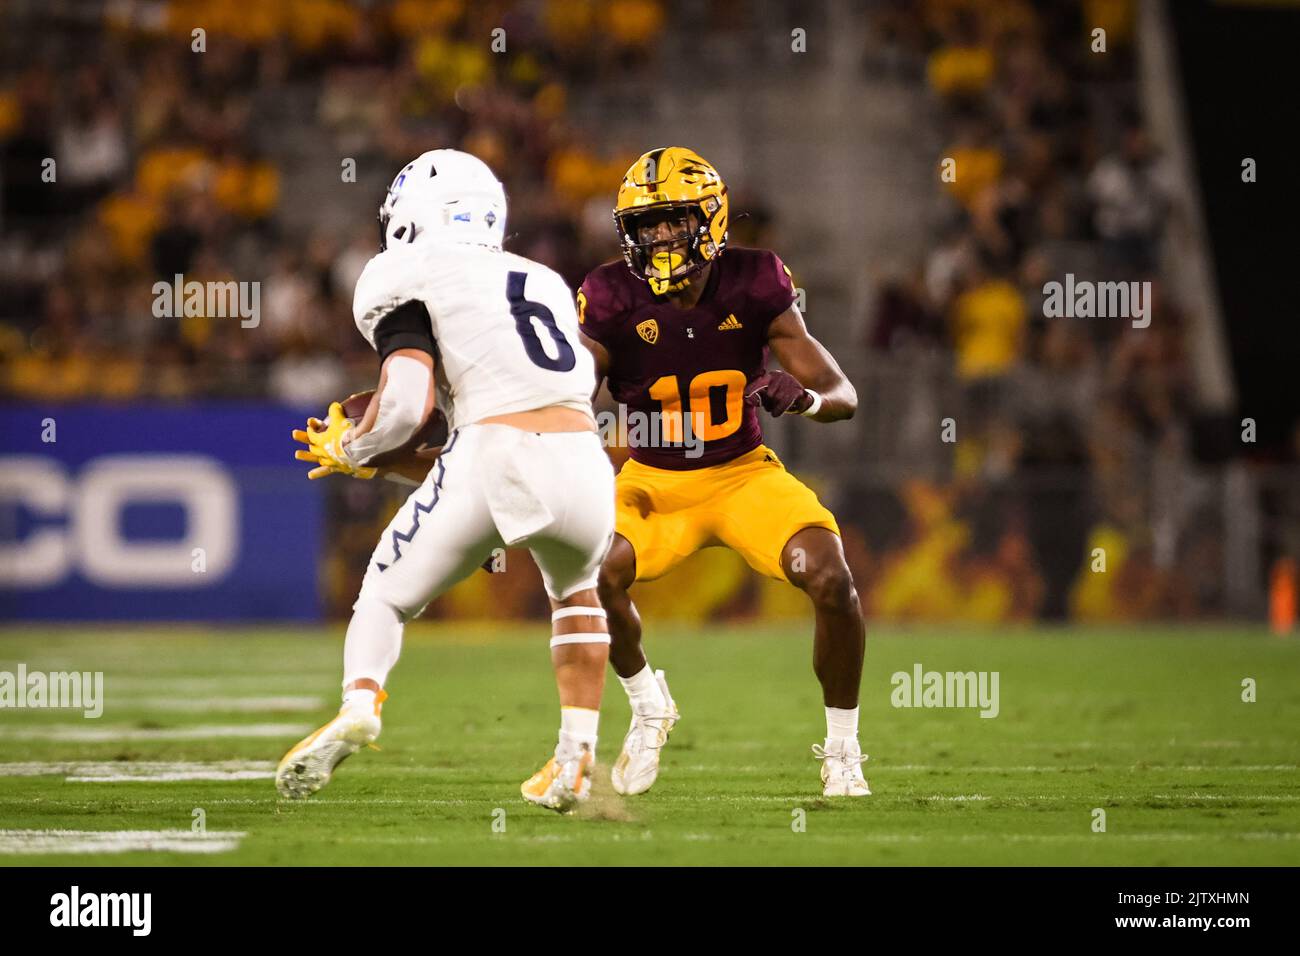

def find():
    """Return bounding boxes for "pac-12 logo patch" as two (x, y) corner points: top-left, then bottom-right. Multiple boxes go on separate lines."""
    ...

(636, 319), (659, 344)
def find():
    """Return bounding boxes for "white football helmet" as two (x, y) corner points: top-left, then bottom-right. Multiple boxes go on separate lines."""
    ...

(378, 149), (507, 251)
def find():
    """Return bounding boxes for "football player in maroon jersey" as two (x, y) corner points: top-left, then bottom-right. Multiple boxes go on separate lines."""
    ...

(578, 147), (870, 797)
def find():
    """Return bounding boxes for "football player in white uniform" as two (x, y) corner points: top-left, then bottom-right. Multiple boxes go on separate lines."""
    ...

(278, 150), (615, 812)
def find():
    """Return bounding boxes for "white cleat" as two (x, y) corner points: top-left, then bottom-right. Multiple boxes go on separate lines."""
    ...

(275, 693), (385, 800)
(611, 669), (679, 796)
(813, 738), (871, 797)
(521, 749), (594, 813)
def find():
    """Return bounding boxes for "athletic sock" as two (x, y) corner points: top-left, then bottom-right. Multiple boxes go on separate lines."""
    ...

(619, 663), (668, 716)
(557, 706), (600, 761)
(342, 593), (404, 691)
(826, 705), (859, 742)
(342, 688), (377, 712)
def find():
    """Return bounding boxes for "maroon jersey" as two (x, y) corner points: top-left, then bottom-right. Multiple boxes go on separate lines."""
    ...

(579, 247), (797, 470)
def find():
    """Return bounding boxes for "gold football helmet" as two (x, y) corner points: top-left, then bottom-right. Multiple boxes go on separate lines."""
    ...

(613, 146), (729, 294)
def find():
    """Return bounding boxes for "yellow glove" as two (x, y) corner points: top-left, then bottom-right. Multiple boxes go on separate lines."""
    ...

(291, 402), (376, 480)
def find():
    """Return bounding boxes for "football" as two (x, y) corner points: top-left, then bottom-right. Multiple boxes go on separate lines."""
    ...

(337, 388), (449, 466)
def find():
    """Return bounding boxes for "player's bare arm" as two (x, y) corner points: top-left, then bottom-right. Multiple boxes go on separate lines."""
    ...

(761, 305), (858, 423)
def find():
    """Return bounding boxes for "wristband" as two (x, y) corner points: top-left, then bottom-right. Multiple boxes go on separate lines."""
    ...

(800, 389), (823, 417)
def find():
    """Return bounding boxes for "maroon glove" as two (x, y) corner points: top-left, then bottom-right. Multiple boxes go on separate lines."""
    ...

(745, 370), (812, 417)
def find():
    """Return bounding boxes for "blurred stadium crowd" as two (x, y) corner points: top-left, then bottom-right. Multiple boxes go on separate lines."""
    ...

(0, 0), (672, 404)
(0, 1), (1271, 624)
(836, 0), (1226, 624)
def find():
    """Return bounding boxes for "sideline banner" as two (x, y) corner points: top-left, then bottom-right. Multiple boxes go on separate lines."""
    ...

(1, 404), (321, 621)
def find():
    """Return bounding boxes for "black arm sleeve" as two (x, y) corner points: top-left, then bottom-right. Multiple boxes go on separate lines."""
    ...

(373, 299), (437, 363)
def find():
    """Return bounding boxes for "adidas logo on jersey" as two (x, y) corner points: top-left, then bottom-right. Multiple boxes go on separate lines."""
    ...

(718, 314), (743, 331)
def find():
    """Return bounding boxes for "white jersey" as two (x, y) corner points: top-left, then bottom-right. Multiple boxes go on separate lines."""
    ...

(352, 241), (595, 430)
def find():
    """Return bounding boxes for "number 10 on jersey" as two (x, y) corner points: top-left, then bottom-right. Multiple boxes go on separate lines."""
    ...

(647, 370), (746, 443)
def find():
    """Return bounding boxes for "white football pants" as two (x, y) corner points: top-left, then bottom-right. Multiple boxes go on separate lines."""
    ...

(354, 423), (615, 618)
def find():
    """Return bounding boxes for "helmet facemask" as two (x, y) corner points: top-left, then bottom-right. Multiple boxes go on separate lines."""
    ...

(615, 203), (710, 295)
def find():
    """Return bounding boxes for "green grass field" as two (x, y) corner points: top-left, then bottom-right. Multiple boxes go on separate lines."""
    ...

(1, 623), (1298, 865)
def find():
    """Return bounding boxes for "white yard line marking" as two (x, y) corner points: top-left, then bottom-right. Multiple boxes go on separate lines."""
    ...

(919, 794), (1300, 803)
(965, 740), (1297, 749)
(66, 771), (274, 782)
(676, 765), (765, 773)
(0, 829), (246, 855)
(641, 793), (1300, 804)
(0, 723), (309, 742)
(43, 793), (1292, 807)
(121, 697), (326, 713)
(257, 830), (1300, 846)
(878, 764), (1300, 772)
(107, 677), (334, 692)
(1148, 793), (1300, 802)
(0, 761), (273, 780)
(671, 764), (1299, 773)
